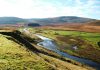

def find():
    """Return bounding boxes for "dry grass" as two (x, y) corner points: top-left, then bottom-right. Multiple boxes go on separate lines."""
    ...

(40, 22), (100, 33)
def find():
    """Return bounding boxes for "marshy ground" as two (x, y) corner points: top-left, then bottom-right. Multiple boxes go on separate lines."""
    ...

(26, 28), (100, 63)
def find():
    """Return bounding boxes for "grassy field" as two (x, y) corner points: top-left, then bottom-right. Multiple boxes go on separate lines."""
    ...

(0, 32), (93, 70)
(27, 28), (100, 63)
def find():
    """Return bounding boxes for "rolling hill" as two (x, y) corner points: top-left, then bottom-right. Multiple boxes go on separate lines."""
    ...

(29, 16), (96, 25)
(0, 16), (96, 25)
(40, 20), (100, 33)
(0, 17), (26, 24)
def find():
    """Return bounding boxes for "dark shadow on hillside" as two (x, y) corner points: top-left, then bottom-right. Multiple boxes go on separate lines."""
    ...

(0, 31), (70, 62)
(0, 31), (40, 53)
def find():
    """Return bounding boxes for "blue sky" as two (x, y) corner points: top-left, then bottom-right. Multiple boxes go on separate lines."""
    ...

(0, 0), (100, 19)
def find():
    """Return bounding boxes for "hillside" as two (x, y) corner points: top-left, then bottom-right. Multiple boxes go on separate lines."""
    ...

(86, 20), (100, 26)
(0, 17), (26, 24)
(0, 30), (94, 70)
(0, 16), (96, 25)
(40, 19), (100, 33)
(30, 16), (95, 25)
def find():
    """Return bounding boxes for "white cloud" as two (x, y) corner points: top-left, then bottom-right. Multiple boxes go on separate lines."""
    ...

(0, 0), (100, 19)
(69, 0), (100, 18)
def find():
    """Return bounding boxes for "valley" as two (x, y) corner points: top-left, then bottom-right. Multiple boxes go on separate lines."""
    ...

(28, 28), (100, 63)
(0, 30), (94, 70)
(0, 16), (100, 70)
(0, 0), (100, 69)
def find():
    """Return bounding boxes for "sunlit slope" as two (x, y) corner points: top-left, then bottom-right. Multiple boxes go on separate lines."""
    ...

(0, 34), (93, 70)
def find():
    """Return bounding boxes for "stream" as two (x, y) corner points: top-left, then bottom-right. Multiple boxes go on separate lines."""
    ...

(35, 34), (100, 70)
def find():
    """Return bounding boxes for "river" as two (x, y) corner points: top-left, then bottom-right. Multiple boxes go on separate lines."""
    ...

(35, 34), (100, 70)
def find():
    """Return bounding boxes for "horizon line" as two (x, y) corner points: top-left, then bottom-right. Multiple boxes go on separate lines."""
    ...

(0, 16), (99, 20)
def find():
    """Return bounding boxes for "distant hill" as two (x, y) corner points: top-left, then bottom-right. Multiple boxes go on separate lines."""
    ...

(86, 20), (100, 26)
(28, 16), (96, 25)
(0, 17), (27, 24)
(0, 16), (97, 25)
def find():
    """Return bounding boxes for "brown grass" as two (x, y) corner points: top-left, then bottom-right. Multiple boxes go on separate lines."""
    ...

(40, 22), (100, 33)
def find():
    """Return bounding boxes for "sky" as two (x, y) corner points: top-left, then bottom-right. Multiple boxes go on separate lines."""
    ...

(0, 0), (100, 19)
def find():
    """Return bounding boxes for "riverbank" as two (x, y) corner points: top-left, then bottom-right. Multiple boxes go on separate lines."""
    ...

(35, 34), (100, 70)
(30, 28), (100, 63)
(0, 30), (94, 70)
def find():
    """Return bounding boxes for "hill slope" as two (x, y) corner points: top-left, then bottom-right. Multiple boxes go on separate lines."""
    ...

(28, 16), (96, 25)
(0, 16), (96, 25)
(0, 17), (26, 24)
(86, 20), (100, 26)
(0, 31), (94, 70)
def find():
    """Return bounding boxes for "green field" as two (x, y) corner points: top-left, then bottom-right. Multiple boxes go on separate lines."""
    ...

(27, 28), (100, 63)
(29, 28), (100, 48)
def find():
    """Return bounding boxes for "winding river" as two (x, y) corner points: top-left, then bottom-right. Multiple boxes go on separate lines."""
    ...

(35, 34), (100, 70)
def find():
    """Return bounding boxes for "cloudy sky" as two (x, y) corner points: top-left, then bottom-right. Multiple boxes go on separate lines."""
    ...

(0, 0), (100, 19)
